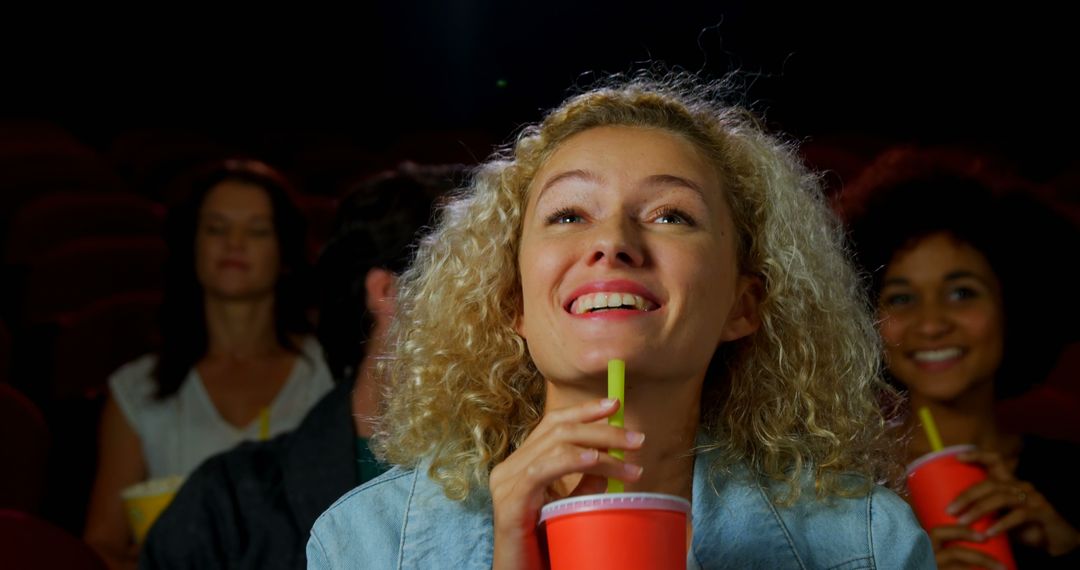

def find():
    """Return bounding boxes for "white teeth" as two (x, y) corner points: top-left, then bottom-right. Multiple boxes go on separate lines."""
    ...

(570, 292), (657, 314)
(913, 348), (963, 363)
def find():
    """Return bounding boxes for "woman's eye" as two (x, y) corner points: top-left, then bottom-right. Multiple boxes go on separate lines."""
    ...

(546, 208), (584, 224)
(203, 224), (227, 235)
(948, 287), (979, 301)
(652, 208), (695, 226)
(881, 292), (915, 308)
(248, 226), (273, 237)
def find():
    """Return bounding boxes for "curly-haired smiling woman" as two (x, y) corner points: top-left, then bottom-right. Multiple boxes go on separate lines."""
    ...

(308, 73), (934, 569)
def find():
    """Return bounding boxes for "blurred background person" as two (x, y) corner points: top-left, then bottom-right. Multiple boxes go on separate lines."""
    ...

(845, 149), (1080, 569)
(139, 163), (456, 569)
(84, 159), (334, 569)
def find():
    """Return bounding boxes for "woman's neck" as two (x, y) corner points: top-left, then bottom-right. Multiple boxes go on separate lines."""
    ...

(906, 381), (1017, 460)
(545, 374), (701, 501)
(203, 295), (281, 359)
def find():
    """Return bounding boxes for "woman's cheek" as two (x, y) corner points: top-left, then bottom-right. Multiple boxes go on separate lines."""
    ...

(877, 311), (907, 349)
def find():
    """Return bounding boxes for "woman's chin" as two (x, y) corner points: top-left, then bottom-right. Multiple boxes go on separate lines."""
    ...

(203, 283), (275, 302)
(544, 352), (697, 385)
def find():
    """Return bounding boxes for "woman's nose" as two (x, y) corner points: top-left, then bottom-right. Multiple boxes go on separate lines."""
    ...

(586, 215), (644, 268)
(914, 302), (953, 338)
(226, 228), (246, 249)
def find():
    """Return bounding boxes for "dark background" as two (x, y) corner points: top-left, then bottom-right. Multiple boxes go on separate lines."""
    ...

(4, 4), (1077, 181)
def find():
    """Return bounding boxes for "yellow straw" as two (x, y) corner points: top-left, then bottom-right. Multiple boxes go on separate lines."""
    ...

(607, 359), (626, 493)
(918, 406), (944, 452)
(258, 407), (271, 441)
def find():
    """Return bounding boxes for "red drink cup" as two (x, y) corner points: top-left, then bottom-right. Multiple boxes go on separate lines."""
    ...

(906, 444), (1016, 570)
(540, 492), (690, 570)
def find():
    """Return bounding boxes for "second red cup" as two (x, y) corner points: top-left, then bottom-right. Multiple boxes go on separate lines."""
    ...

(906, 444), (1016, 570)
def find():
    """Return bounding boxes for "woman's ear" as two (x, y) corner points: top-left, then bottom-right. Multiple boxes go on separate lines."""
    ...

(364, 268), (398, 323)
(719, 274), (763, 342)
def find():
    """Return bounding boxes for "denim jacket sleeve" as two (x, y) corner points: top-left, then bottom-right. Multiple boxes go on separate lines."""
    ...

(307, 464), (494, 569)
(307, 468), (415, 569)
(869, 486), (936, 569)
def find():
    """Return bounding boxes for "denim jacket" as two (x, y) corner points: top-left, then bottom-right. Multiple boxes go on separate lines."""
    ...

(308, 446), (934, 569)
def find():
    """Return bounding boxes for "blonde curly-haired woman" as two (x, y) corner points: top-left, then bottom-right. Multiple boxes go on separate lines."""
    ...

(308, 73), (934, 569)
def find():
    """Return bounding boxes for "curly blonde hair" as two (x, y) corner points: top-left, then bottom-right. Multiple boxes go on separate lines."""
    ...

(374, 71), (901, 504)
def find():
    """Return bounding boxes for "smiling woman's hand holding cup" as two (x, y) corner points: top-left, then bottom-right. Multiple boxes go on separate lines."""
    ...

(490, 396), (644, 570)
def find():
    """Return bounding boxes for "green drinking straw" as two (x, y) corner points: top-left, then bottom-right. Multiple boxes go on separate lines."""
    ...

(918, 406), (944, 452)
(607, 359), (626, 493)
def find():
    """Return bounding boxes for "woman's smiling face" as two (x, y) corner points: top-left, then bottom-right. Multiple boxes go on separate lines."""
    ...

(878, 232), (1005, 402)
(516, 125), (760, 386)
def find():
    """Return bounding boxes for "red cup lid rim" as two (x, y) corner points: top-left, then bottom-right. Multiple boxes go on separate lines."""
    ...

(905, 444), (977, 475)
(539, 492), (691, 524)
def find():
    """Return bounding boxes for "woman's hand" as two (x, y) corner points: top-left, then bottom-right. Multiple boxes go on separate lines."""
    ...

(489, 398), (645, 570)
(945, 449), (1080, 558)
(928, 524), (1007, 570)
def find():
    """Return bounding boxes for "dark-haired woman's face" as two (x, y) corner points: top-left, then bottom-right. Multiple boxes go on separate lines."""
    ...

(878, 232), (1004, 402)
(195, 180), (281, 301)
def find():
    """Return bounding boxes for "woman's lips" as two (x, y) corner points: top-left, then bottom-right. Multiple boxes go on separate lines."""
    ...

(564, 280), (661, 315)
(218, 259), (250, 270)
(907, 346), (966, 371)
(569, 291), (657, 314)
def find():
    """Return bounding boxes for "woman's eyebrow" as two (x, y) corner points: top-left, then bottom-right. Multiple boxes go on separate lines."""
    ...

(202, 211), (272, 221)
(882, 271), (994, 288)
(642, 174), (704, 197)
(538, 170), (705, 201)
(944, 270), (993, 287)
(537, 169), (602, 201)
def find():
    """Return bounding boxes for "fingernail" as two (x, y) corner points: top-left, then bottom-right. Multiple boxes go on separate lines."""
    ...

(626, 431), (645, 445)
(971, 532), (985, 541)
(600, 398), (618, 409)
(957, 514), (972, 525)
(580, 449), (599, 463)
(623, 463), (643, 477)
(945, 504), (958, 515)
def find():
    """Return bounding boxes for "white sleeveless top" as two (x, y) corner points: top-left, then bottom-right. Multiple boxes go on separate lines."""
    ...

(108, 337), (334, 479)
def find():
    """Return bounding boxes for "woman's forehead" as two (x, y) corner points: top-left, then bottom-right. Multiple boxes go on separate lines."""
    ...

(526, 126), (723, 201)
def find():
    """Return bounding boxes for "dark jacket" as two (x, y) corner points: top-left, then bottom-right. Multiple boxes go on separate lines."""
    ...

(140, 379), (357, 569)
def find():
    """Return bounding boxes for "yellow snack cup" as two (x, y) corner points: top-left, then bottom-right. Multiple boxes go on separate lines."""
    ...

(121, 475), (184, 544)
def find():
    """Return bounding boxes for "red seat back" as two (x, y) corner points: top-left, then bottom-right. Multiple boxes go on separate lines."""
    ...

(22, 236), (166, 324)
(5, 192), (164, 266)
(0, 386), (50, 513)
(0, 509), (106, 570)
(51, 291), (162, 399)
